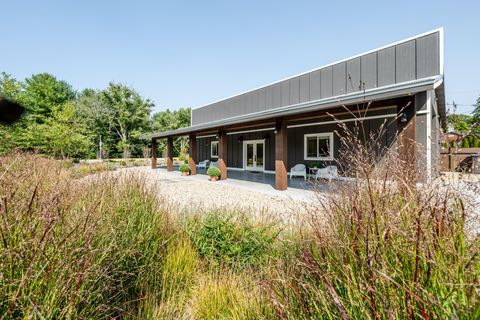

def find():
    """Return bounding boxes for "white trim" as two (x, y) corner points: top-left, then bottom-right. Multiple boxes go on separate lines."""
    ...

(196, 134), (216, 139)
(304, 133), (334, 161)
(226, 167), (244, 171)
(439, 27), (444, 75)
(227, 127), (275, 135)
(243, 139), (265, 171)
(433, 77), (443, 90)
(426, 94), (432, 182)
(264, 170), (275, 174)
(210, 141), (219, 158)
(192, 28), (443, 111)
(415, 110), (429, 115)
(288, 113), (397, 129)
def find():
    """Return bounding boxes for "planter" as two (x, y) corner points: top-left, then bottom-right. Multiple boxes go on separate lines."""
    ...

(210, 176), (218, 182)
(181, 171), (189, 176)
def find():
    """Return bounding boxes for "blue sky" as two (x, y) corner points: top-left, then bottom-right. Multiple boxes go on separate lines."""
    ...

(1, 1), (479, 114)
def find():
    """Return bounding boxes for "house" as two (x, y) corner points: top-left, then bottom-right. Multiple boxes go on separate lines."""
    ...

(144, 28), (445, 190)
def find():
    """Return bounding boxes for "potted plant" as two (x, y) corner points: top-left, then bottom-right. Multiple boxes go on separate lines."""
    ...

(207, 166), (221, 181)
(179, 164), (190, 176)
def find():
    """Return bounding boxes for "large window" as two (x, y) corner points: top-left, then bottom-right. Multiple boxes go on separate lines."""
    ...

(304, 133), (333, 160)
(211, 141), (219, 158)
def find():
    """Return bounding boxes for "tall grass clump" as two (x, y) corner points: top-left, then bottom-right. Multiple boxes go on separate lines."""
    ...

(137, 236), (200, 319)
(0, 153), (170, 319)
(185, 211), (279, 268)
(191, 272), (275, 319)
(269, 109), (480, 319)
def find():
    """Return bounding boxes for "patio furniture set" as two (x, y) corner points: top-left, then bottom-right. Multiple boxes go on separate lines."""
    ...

(290, 164), (339, 182)
(198, 160), (338, 182)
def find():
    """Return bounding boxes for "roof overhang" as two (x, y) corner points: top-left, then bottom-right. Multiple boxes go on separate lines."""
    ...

(143, 75), (444, 139)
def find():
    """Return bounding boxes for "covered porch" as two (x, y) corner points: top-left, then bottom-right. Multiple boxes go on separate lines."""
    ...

(146, 97), (421, 191)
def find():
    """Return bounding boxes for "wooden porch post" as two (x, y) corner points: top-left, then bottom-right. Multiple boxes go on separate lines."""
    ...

(189, 133), (197, 175)
(218, 130), (227, 180)
(151, 138), (157, 169)
(275, 119), (288, 190)
(166, 137), (174, 172)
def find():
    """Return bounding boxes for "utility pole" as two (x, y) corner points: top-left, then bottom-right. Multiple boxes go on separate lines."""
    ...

(99, 135), (103, 160)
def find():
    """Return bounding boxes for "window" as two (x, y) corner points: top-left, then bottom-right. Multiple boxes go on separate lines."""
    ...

(304, 133), (333, 160)
(211, 141), (219, 158)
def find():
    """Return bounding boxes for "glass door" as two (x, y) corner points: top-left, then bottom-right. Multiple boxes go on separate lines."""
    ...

(244, 140), (264, 171)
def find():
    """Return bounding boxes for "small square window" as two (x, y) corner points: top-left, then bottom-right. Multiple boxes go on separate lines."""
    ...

(304, 133), (333, 160)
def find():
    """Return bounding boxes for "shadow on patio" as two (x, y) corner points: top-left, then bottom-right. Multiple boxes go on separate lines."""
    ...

(158, 165), (333, 192)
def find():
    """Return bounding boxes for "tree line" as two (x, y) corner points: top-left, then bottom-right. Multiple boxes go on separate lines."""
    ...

(0, 72), (190, 159)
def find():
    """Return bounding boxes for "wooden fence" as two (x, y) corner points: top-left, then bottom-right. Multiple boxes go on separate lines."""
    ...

(440, 148), (480, 173)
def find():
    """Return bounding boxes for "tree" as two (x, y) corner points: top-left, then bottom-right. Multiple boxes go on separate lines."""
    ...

(151, 107), (191, 156)
(0, 72), (22, 100)
(473, 95), (480, 121)
(76, 89), (115, 158)
(0, 73), (24, 154)
(34, 102), (93, 158)
(100, 83), (153, 159)
(21, 73), (76, 124)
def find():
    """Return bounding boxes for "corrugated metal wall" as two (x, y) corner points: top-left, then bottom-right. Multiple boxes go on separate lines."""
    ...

(192, 31), (440, 125)
(196, 108), (398, 172)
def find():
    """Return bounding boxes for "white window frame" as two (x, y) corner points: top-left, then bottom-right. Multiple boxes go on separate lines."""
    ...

(304, 132), (334, 161)
(210, 141), (219, 158)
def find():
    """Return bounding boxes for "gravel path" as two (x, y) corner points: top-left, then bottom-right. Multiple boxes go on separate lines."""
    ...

(120, 167), (323, 226)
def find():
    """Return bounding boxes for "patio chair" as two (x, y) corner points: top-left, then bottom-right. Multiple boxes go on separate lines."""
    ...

(315, 165), (338, 182)
(290, 164), (307, 180)
(197, 160), (209, 170)
(209, 161), (218, 168)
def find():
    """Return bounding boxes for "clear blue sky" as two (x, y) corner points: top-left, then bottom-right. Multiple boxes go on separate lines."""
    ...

(1, 1), (479, 114)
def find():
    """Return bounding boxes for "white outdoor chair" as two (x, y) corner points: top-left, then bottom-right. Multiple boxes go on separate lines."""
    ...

(290, 164), (307, 180)
(197, 160), (209, 170)
(209, 161), (218, 168)
(315, 165), (338, 182)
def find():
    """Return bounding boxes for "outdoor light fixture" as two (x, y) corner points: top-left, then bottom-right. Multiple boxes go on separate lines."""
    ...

(400, 111), (409, 123)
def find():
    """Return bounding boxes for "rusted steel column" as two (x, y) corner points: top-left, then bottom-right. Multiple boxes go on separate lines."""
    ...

(218, 130), (227, 180)
(166, 137), (174, 172)
(189, 134), (197, 175)
(275, 119), (288, 191)
(151, 138), (157, 169)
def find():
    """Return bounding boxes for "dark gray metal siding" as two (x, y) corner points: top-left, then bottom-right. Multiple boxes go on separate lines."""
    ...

(196, 131), (275, 171)
(192, 31), (441, 125)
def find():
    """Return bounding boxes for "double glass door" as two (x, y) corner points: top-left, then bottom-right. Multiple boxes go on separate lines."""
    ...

(244, 140), (264, 171)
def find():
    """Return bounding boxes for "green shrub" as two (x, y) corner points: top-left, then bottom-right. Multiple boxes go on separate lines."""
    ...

(206, 166), (221, 177)
(185, 212), (278, 268)
(179, 163), (190, 173)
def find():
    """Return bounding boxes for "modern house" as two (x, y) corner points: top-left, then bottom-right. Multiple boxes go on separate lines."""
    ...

(145, 28), (445, 190)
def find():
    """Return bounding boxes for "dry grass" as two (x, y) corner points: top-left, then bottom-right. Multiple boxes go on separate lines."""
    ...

(1, 127), (478, 320)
